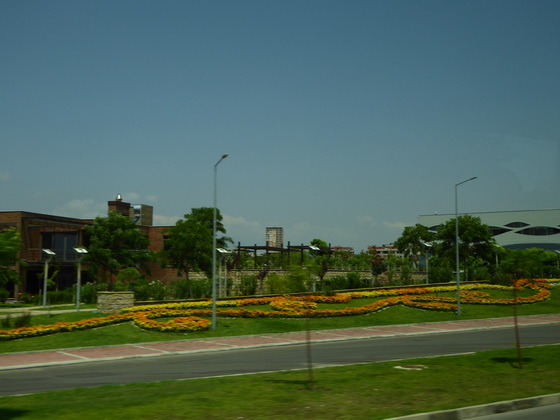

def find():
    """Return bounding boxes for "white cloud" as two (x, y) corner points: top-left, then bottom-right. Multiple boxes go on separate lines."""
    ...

(145, 194), (158, 202)
(122, 192), (141, 202)
(383, 221), (409, 230)
(356, 214), (377, 227)
(223, 214), (261, 229)
(53, 199), (106, 219)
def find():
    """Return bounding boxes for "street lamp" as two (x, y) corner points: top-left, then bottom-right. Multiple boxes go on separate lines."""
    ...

(455, 176), (477, 316)
(42, 249), (56, 308)
(212, 153), (229, 330)
(420, 241), (432, 284)
(217, 248), (231, 297)
(73, 247), (88, 312)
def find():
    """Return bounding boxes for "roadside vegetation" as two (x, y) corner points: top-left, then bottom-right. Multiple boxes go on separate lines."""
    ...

(0, 345), (558, 420)
(0, 281), (558, 354)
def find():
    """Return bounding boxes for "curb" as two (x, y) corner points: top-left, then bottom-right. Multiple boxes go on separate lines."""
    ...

(386, 393), (560, 419)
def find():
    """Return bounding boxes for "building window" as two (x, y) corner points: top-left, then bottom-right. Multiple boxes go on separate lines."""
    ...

(41, 232), (78, 260)
(515, 226), (560, 236)
(505, 222), (529, 228)
(489, 226), (511, 236)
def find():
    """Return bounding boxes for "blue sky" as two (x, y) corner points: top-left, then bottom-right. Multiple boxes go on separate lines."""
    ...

(1, 0), (559, 252)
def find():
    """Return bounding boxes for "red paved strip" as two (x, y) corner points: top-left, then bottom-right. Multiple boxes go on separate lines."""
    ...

(65, 346), (162, 360)
(137, 340), (237, 353)
(0, 351), (81, 367)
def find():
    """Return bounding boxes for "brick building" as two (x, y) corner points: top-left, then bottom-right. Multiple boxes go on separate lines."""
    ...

(0, 195), (173, 297)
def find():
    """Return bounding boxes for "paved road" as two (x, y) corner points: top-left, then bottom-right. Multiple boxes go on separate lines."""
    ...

(470, 404), (560, 420)
(1, 317), (559, 396)
(1, 314), (559, 419)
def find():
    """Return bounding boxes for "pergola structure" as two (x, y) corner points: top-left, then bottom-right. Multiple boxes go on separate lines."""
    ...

(233, 242), (332, 269)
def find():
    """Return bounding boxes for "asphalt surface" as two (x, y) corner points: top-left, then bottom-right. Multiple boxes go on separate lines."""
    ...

(1, 311), (559, 420)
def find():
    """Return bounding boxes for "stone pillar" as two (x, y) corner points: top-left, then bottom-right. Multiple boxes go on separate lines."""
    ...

(97, 291), (135, 313)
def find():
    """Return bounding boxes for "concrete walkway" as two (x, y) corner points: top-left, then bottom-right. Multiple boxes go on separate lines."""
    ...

(0, 304), (97, 319)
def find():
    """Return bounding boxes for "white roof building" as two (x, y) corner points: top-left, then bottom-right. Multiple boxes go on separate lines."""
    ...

(418, 209), (560, 251)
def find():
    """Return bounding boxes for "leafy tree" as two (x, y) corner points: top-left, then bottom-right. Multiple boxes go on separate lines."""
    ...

(496, 248), (559, 280)
(369, 248), (387, 284)
(161, 207), (231, 297)
(433, 215), (496, 281)
(394, 224), (436, 268)
(85, 212), (152, 287)
(0, 228), (22, 300)
(309, 238), (331, 291)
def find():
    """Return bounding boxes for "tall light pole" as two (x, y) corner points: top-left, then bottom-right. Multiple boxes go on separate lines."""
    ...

(42, 249), (56, 308)
(420, 241), (432, 284)
(212, 153), (229, 330)
(455, 176), (477, 316)
(73, 247), (88, 312)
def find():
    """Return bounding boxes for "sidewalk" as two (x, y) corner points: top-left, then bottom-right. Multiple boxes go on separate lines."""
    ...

(1, 313), (559, 371)
(0, 304), (97, 319)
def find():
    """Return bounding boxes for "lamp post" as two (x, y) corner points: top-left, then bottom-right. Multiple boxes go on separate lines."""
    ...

(420, 241), (432, 284)
(217, 248), (231, 297)
(212, 153), (229, 330)
(455, 176), (477, 316)
(42, 249), (56, 308)
(73, 247), (88, 312)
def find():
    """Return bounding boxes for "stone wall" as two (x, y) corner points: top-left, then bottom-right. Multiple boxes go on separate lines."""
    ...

(97, 291), (135, 313)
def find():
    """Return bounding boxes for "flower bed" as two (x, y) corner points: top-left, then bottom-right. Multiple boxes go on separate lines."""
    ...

(0, 279), (555, 340)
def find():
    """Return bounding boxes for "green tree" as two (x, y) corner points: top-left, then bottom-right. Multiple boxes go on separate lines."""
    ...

(497, 248), (559, 280)
(161, 207), (231, 297)
(0, 228), (22, 300)
(433, 215), (496, 281)
(309, 238), (331, 291)
(85, 212), (152, 287)
(394, 224), (436, 269)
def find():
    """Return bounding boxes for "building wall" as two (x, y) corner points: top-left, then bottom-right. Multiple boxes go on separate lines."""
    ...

(418, 209), (560, 250)
(266, 227), (284, 248)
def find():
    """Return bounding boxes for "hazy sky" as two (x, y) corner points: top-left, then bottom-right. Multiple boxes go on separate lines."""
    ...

(2, 0), (559, 252)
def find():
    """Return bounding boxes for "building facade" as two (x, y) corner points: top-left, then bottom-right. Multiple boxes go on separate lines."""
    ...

(265, 227), (284, 248)
(0, 195), (169, 297)
(418, 209), (560, 250)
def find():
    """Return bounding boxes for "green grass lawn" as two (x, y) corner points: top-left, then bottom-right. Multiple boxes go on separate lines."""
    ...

(0, 345), (558, 420)
(1, 286), (559, 354)
(0, 286), (558, 419)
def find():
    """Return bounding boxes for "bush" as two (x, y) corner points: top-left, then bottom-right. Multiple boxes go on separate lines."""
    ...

(427, 266), (454, 284)
(0, 288), (9, 303)
(13, 312), (31, 328)
(129, 279), (150, 301)
(170, 279), (212, 299)
(326, 275), (348, 291)
(80, 282), (99, 304)
(148, 280), (166, 300)
(46, 289), (74, 304)
(347, 272), (366, 289)
(239, 276), (258, 296)
(268, 274), (288, 295)
(1, 314), (11, 329)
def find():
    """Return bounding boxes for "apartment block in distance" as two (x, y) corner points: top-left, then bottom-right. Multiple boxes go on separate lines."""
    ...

(266, 227), (284, 248)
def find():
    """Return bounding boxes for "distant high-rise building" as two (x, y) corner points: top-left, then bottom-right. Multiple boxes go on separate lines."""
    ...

(266, 227), (284, 248)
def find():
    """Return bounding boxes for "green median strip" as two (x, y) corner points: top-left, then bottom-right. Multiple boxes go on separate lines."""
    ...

(1, 345), (559, 420)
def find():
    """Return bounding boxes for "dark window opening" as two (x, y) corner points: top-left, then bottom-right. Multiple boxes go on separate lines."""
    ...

(505, 222), (529, 228)
(489, 226), (511, 236)
(41, 232), (78, 261)
(515, 226), (560, 236)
